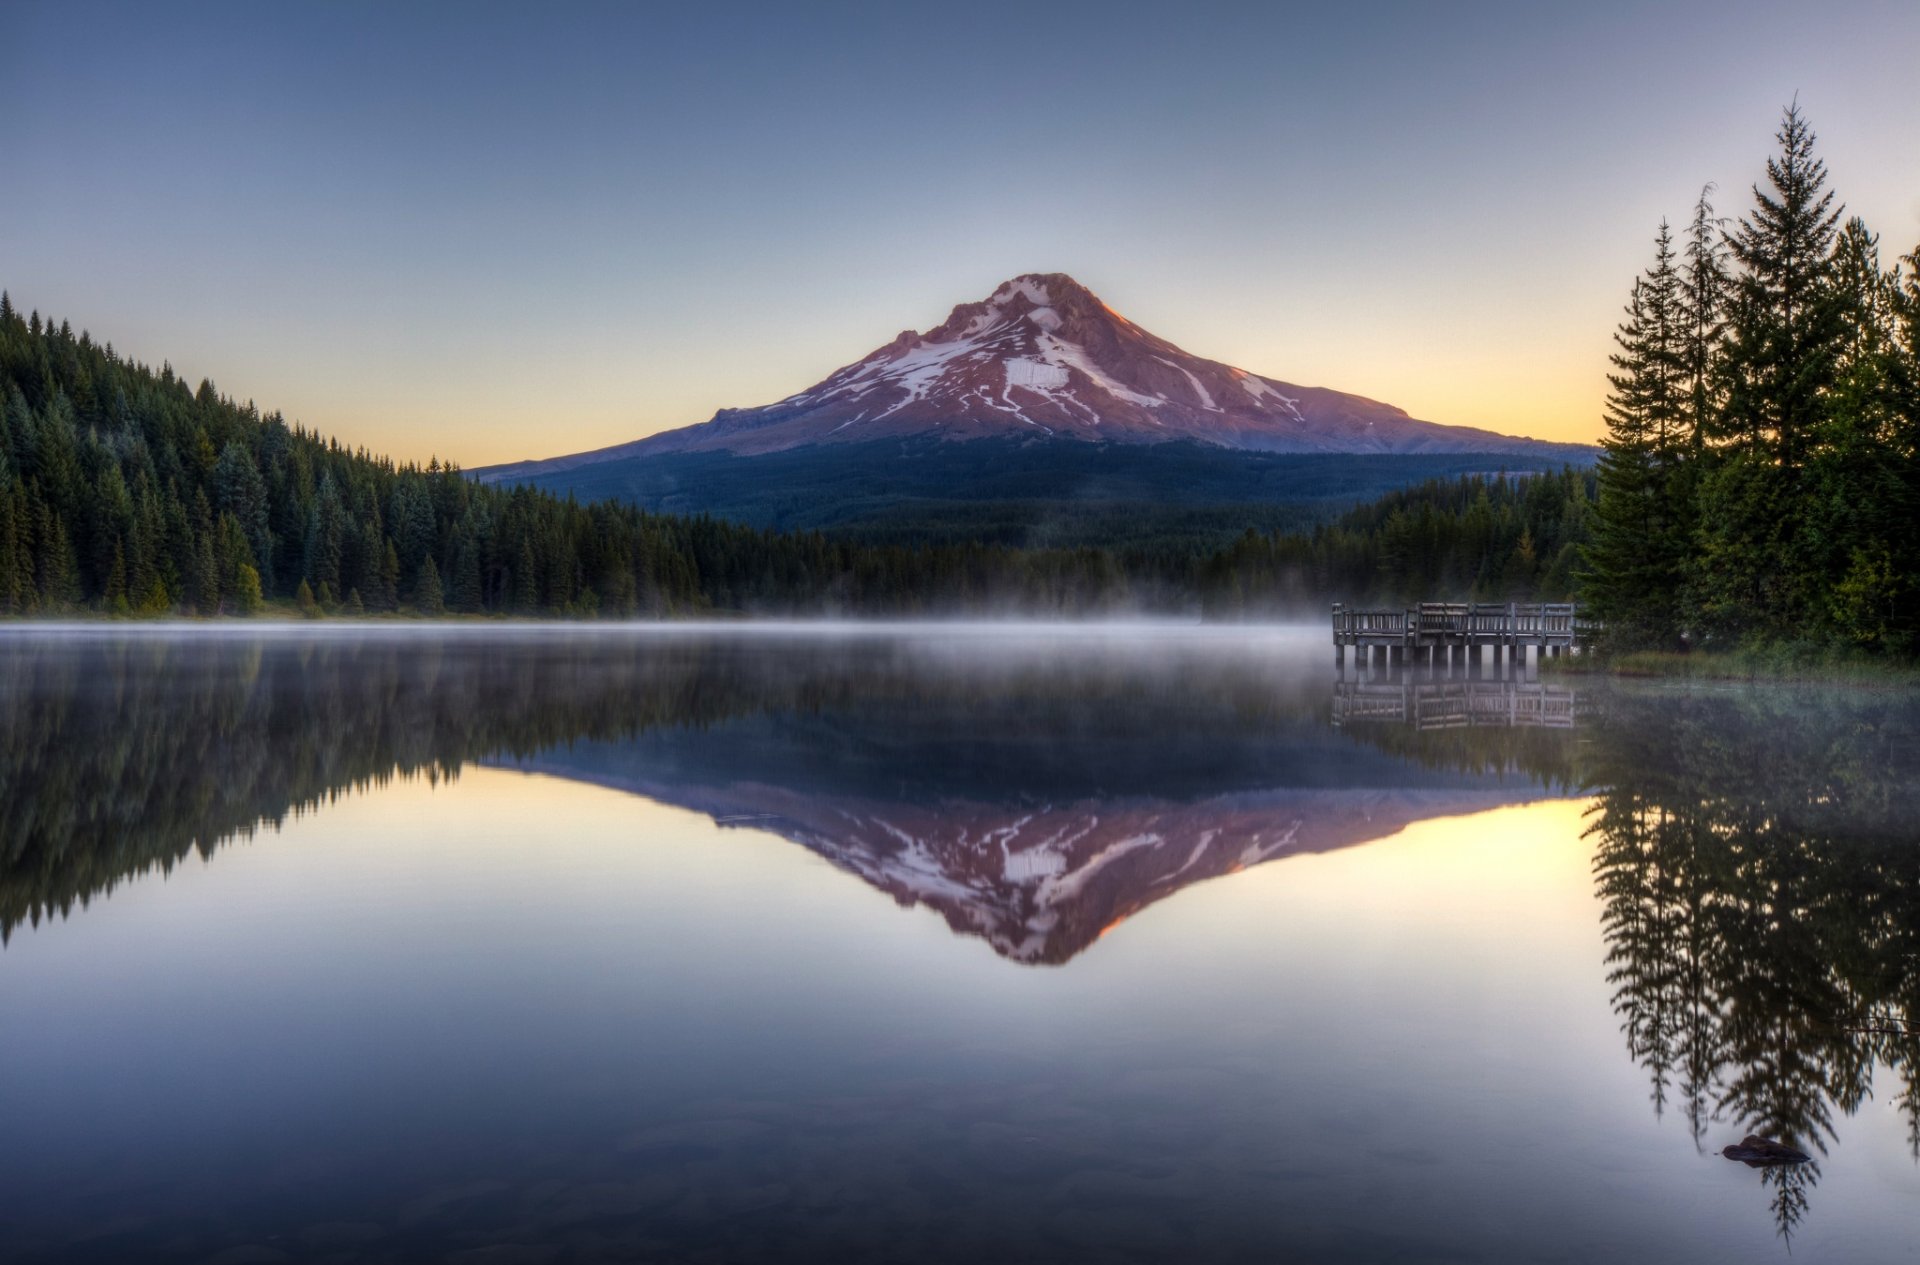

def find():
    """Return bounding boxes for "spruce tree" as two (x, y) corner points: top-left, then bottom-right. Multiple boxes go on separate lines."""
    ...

(1812, 218), (1912, 648)
(1695, 103), (1846, 642)
(1721, 102), (1844, 470)
(1584, 225), (1687, 646)
(1680, 185), (1730, 449)
(213, 441), (271, 579)
(377, 540), (401, 611)
(450, 536), (484, 612)
(230, 564), (265, 615)
(415, 556), (445, 615)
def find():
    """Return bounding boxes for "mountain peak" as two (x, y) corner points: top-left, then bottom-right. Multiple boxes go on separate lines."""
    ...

(484, 273), (1587, 470)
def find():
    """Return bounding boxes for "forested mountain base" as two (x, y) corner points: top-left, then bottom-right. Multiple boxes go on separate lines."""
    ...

(0, 296), (1592, 619)
(480, 434), (1584, 551)
(1584, 105), (1920, 658)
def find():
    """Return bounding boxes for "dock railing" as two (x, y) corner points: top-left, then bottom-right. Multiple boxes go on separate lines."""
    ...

(1332, 600), (1590, 653)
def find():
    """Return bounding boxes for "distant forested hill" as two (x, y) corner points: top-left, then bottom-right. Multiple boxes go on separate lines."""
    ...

(1195, 467), (1595, 615)
(0, 296), (1591, 617)
(477, 435), (1583, 551)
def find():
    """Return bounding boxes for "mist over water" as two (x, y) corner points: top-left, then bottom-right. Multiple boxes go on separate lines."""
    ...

(0, 625), (1915, 1263)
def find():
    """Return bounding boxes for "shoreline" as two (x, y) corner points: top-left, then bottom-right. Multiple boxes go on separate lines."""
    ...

(1543, 649), (1920, 690)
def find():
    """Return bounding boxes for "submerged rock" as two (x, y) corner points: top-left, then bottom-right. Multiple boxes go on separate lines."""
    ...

(1720, 1135), (1812, 1166)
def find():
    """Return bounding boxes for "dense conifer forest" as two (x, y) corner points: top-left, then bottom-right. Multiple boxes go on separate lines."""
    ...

(1584, 105), (1920, 657)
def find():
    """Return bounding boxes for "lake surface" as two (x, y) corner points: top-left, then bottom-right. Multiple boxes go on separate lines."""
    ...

(1, 624), (1916, 1263)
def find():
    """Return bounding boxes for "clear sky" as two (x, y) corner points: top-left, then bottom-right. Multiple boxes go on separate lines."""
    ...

(5, 0), (1917, 466)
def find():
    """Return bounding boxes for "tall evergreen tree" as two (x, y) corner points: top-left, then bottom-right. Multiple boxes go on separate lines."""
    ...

(1720, 102), (1845, 470)
(1680, 185), (1730, 449)
(1585, 225), (1688, 645)
(415, 556), (445, 616)
(1694, 104), (1846, 640)
(213, 440), (271, 580)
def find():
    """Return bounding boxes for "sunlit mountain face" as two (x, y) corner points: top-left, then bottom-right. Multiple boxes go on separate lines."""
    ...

(481, 274), (1586, 470)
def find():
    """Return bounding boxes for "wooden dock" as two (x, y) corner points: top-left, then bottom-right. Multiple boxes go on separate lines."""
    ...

(1331, 602), (1595, 670)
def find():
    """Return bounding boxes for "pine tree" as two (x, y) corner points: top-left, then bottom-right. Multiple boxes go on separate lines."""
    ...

(1680, 185), (1730, 449)
(1695, 103), (1847, 641)
(449, 536), (484, 612)
(377, 539), (401, 611)
(513, 538), (539, 612)
(230, 563), (265, 615)
(414, 556), (445, 615)
(1584, 225), (1687, 646)
(34, 499), (81, 609)
(213, 441), (271, 580)
(0, 484), (24, 614)
(1814, 218), (1911, 648)
(188, 491), (220, 614)
(1721, 102), (1844, 470)
(104, 540), (129, 614)
(217, 514), (262, 614)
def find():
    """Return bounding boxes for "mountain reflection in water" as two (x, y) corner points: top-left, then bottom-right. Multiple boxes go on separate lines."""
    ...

(0, 629), (1567, 961)
(1, 627), (1916, 1255)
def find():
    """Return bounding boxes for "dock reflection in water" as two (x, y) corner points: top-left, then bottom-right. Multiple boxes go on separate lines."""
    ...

(1332, 677), (1580, 730)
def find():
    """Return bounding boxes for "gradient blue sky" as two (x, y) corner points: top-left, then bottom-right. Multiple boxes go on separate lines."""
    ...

(5, 0), (1918, 464)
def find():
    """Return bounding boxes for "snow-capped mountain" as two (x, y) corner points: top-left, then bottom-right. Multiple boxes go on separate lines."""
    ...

(479, 272), (1581, 483)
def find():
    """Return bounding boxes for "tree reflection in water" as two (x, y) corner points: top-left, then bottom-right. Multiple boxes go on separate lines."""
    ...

(1329, 675), (1920, 1241)
(1586, 689), (1920, 1241)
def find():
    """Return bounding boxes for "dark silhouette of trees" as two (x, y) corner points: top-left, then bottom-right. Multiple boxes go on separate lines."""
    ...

(1584, 687), (1920, 1240)
(1587, 105), (1919, 656)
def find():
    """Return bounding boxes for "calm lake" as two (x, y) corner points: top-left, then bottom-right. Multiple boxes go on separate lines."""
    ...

(1, 624), (1916, 1264)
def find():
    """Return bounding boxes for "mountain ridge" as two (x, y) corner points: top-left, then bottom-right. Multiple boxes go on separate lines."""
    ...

(479, 272), (1589, 484)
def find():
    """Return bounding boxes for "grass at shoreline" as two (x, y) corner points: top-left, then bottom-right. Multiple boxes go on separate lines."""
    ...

(1545, 648), (1920, 689)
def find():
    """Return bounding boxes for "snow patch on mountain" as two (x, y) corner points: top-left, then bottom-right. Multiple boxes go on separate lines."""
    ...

(1005, 357), (1069, 391)
(1034, 332), (1165, 410)
(1025, 306), (1063, 332)
(992, 277), (1052, 307)
(1158, 356), (1219, 410)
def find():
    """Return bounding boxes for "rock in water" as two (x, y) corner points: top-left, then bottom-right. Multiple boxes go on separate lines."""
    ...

(1720, 1135), (1812, 1165)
